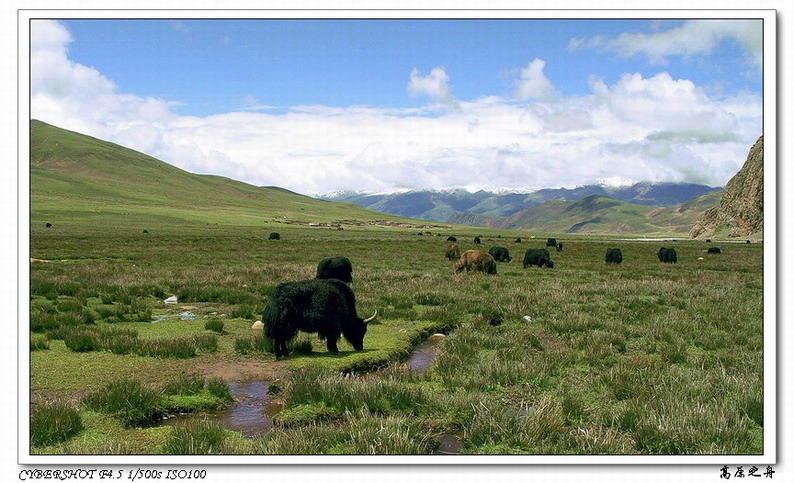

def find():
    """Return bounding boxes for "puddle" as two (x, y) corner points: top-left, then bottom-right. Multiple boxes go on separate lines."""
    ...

(436, 433), (462, 455)
(404, 339), (441, 372)
(162, 381), (283, 439)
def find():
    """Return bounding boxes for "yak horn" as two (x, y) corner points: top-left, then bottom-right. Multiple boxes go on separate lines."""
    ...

(363, 311), (378, 324)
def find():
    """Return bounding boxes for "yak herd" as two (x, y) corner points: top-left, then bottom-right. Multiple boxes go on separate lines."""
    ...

(262, 232), (725, 358)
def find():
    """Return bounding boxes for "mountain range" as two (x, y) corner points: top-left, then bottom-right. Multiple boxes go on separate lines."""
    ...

(321, 182), (722, 226)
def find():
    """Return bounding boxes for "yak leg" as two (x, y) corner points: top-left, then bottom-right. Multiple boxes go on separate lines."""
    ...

(326, 338), (340, 355)
(275, 340), (289, 359)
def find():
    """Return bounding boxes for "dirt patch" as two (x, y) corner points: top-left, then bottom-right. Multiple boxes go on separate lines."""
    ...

(192, 356), (288, 383)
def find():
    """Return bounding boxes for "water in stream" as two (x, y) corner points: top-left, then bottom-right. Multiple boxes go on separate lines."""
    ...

(162, 381), (283, 439)
(162, 337), (443, 439)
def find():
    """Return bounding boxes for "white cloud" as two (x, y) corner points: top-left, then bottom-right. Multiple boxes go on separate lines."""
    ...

(515, 59), (558, 101)
(407, 67), (456, 106)
(31, 20), (761, 196)
(571, 20), (762, 69)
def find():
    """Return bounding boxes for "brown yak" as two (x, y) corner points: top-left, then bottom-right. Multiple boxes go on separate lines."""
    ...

(454, 250), (497, 275)
(445, 243), (461, 261)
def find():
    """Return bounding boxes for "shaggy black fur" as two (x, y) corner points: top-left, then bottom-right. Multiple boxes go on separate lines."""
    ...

(657, 247), (678, 263)
(316, 256), (353, 283)
(488, 246), (512, 263)
(605, 248), (623, 264)
(523, 248), (554, 268)
(262, 279), (372, 358)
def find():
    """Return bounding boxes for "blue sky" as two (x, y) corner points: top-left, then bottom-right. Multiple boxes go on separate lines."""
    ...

(60, 19), (760, 116)
(32, 18), (764, 195)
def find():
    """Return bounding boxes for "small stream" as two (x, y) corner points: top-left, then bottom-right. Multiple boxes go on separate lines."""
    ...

(161, 337), (444, 440)
(162, 381), (284, 439)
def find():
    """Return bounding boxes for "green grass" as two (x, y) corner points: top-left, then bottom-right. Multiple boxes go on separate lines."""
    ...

(29, 226), (763, 455)
(30, 401), (83, 447)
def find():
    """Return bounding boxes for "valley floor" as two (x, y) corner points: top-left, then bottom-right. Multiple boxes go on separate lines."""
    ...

(27, 223), (765, 457)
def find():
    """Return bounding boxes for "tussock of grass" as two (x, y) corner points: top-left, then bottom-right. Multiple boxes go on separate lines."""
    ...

(30, 334), (50, 351)
(204, 318), (224, 333)
(163, 419), (227, 454)
(30, 401), (83, 447)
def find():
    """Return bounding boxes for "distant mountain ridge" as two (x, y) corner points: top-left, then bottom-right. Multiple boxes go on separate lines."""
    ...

(444, 191), (722, 235)
(322, 182), (722, 223)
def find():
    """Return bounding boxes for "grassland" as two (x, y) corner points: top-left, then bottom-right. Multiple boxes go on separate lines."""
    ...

(29, 222), (763, 455)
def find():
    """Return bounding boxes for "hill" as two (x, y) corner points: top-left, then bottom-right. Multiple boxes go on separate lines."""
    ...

(322, 182), (721, 223)
(446, 192), (720, 235)
(29, 120), (442, 230)
(689, 136), (764, 240)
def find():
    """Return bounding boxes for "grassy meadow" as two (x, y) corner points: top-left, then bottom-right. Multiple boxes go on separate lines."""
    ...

(28, 220), (764, 455)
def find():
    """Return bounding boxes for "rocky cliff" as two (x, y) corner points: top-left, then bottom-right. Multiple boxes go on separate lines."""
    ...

(689, 136), (764, 239)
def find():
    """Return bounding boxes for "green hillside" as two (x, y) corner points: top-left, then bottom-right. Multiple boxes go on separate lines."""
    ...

(500, 193), (720, 235)
(29, 120), (434, 229)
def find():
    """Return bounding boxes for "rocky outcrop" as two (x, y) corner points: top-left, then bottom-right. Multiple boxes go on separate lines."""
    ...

(689, 136), (764, 239)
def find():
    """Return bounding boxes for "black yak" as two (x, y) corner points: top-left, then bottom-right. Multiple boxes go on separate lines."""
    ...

(454, 250), (497, 274)
(546, 238), (557, 247)
(523, 248), (554, 268)
(556, 243), (563, 252)
(605, 248), (623, 264)
(445, 243), (461, 261)
(417, 232), (423, 236)
(262, 279), (377, 358)
(473, 236), (481, 244)
(706, 239), (712, 243)
(447, 236), (458, 242)
(488, 246), (512, 262)
(657, 247), (677, 263)
(45, 222), (52, 228)
(514, 237), (522, 243)
(269, 232), (280, 240)
(316, 256), (353, 283)
(707, 247), (721, 254)
(143, 229), (149, 234)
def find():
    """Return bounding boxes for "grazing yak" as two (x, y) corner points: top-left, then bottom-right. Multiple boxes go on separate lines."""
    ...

(447, 236), (457, 242)
(488, 246), (512, 262)
(316, 256), (353, 283)
(605, 248), (623, 264)
(657, 247), (678, 264)
(523, 248), (554, 268)
(262, 278), (377, 358)
(546, 238), (557, 248)
(454, 250), (497, 274)
(445, 243), (461, 261)
(707, 247), (721, 254)
(473, 236), (481, 244)
(514, 237), (522, 243)
(45, 222), (52, 228)
(268, 232), (280, 240)
(556, 243), (563, 252)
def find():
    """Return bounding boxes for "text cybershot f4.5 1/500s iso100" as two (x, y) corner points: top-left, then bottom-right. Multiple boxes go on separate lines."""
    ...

(19, 469), (208, 481)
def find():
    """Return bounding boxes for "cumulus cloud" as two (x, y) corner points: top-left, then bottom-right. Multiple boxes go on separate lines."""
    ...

(407, 67), (456, 106)
(571, 20), (762, 69)
(30, 20), (761, 196)
(515, 59), (558, 101)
